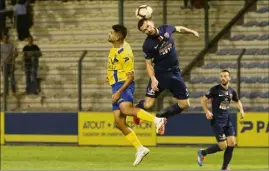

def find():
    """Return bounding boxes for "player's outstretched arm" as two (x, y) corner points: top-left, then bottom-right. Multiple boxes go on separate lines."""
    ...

(235, 100), (245, 119)
(201, 96), (213, 120)
(145, 59), (159, 91)
(175, 26), (199, 37)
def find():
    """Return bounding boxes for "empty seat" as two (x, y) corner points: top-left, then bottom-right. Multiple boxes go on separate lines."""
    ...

(190, 91), (204, 98)
(261, 77), (269, 83)
(257, 34), (269, 40)
(246, 62), (259, 68)
(220, 62), (236, 69)
(242, 21), (259, 27)
(245, 48), (259, 55)
(258, 48), (269, 55)
(203, 77), (218, 83)
(243, 35), (259, 41)
(230, 49), (244, 55)
(216, 49), (229, 55)
(190, 77), (205, 84)
(257, 21), (269, 27)
(260, 62), (269, 68)
(256, 7), (269, 13)
(230, 35), (245, 41)
(244, 77), (262, 83)
(202, 63), (220, 69)
(260, 92), (269, 98)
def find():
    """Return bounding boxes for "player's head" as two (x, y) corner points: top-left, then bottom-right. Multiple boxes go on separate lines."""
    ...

(220, 70), (231, 86)
(137, 19), (156, 36)
(108, 24), (127, 43)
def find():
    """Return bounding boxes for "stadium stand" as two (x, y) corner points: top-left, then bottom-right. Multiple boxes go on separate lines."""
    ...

(1, 0), (268, 112)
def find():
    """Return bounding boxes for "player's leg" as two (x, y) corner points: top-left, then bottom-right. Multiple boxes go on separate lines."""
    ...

(113, 109), (149, 166)
(221, 124), (236, 170)
(197, 125), (226, 166)
(156, 71), (190, 118)
(134, 78), (162, 124)
(115, 82), (166, 134)
(120, 102), (166, 135)
(133, 96), (155, 124)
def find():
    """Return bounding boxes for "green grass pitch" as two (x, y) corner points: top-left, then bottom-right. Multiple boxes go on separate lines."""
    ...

(1, 145), (268, 170)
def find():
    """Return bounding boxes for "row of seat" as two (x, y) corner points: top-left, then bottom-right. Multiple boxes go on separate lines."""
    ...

(242, 20), (269, 27)
(190, 76), (269, 84)
(216, 48), (269, 55)
(189, 91), (269, 98)
(202, 62), (269, 69)
(230, 34), (269, 41)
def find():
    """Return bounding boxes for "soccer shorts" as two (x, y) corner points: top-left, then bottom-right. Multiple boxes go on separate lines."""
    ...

(145, 70), (189, 99)
(212, 121), (235, 142)
(112, 81), (135, 111)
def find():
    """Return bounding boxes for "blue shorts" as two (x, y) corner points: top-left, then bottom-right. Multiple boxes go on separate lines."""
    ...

(145, 70), (189, 99)
(212, 121), (235, 142)
(112, 81), (135, 111)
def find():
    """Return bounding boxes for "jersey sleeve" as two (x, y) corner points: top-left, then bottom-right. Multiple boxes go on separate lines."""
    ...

(143, 43), (154, 60)
(205, 87), (215, 99)
(232, 89), (239, 102)
(166, 24), (176, 33)
(123, 47), (134, 73)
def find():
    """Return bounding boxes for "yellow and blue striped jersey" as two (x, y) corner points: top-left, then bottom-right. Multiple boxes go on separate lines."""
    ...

(107, 41), (134, 86)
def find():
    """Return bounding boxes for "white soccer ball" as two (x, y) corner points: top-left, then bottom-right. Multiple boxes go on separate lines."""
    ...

(135, 5), (153, 20)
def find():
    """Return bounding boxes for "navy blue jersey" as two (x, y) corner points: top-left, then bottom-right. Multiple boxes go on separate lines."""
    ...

(142, 25), (179, 74)
(205, 84), (239, 125)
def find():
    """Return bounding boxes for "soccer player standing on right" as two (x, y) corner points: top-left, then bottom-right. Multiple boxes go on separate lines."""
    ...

(197, 70), (245, 170)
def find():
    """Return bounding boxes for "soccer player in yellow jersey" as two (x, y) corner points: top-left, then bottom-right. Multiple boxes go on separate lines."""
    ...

(107, 24), (167, 166)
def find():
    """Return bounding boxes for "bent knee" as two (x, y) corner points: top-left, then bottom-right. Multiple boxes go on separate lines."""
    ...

(144, 99), (155, 109)
(178, 101), (190, 109)
(228, 140), (236, 147)
(218, 142), (228, 150)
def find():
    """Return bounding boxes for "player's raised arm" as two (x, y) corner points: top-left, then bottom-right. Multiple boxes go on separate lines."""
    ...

(175, 26), (199, 37)
(145, 59), (159, 91)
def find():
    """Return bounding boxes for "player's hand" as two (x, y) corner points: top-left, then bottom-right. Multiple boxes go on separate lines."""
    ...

(205, 111), (213, 120)
(240, 110), (245, 119)
(151, 77), (159, 91)
(192, 31), (199, 38)
(112, 91), (121, 103)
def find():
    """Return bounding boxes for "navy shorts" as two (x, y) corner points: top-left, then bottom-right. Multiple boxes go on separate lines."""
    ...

(212, 121), (235, 142)
(112, 81), (135, 111)
(145, 70), (189, 99)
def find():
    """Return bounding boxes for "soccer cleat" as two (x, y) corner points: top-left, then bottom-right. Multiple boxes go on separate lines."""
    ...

(133, 116), (140, 125)
(133, 146), (150, 166)
(197, 149), (205, 166)
(154, 118), (167, 135)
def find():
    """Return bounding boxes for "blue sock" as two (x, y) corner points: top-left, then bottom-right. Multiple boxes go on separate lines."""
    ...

(135, 100), (145, 109)
(202, 144), (222, 156)
(156, 103), (183, 118)
(221, 146), (234, 170)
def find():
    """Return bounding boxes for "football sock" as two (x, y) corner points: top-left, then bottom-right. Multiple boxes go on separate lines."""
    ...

(125, 130), (142, 150)
(221, 146), (234, 170)
(201, 144), (222, 156)
(137, 109), (154, 122)
(136, 100), (145, 109)
(156, 103), (183, 118)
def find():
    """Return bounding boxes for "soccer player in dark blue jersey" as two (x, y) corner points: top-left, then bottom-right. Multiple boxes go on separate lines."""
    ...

(133, 18), (199, 125)
(197, 70), (245, 170)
